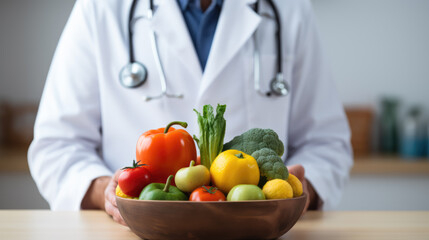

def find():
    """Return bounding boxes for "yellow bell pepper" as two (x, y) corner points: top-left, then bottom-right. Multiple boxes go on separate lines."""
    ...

(210, 150), (260, 194)
(115, 185), (134, 199)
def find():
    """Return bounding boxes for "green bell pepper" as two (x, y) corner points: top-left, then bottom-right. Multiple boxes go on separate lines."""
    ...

(139, 175), (187, 200)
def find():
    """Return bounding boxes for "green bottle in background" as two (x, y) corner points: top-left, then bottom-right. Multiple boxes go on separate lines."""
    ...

(400, 106), (425, 159)
(379, 97), (399, 154)
(426, 121), (429, 158)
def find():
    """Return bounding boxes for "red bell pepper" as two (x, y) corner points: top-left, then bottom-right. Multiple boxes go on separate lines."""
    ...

(136, 121), (197, 185)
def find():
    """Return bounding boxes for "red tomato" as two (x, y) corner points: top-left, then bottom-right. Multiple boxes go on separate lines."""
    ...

(189, 186), (226, 202)
(118, 160), (152, 197)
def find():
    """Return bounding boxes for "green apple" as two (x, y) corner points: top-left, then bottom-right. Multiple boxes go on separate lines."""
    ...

(227, 184), (266, 201)
(175, 160), (210, 192)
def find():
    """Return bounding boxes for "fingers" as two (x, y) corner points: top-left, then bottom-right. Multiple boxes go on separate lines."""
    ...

(104, 169), (127, 226)
(287, 164), (305, 181)
(104, 169), (122, 208)
(301, 179), (310, 215)
(105, 180), (117, 207)
(113, 169), (122, 183)
(105, 197), (126, 226)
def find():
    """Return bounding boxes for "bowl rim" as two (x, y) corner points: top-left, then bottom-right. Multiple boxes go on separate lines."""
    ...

(116, 192), (307, 204)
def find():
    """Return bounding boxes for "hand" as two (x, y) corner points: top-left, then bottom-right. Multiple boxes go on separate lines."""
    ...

(287, 164), (319, 213)
(104, 170), (127, 226)
(81, 169), (127, 226)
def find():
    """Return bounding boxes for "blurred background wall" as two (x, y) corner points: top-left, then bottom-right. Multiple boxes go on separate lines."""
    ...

(0, 0), (75, 104)
(1, 0), (429, 107)
(0, 0), (428, 210)
(314, 0), (429, 109)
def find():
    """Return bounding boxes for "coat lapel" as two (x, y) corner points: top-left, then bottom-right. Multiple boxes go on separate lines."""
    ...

(134, 0), (203, 82)
(198, 0), (261, 99)
(132, 0), (261, 99)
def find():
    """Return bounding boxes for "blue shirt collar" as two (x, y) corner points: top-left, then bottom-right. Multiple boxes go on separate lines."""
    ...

(177, 0), (223, 11)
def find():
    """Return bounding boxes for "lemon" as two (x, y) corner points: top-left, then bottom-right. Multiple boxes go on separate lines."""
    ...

(115, 185), (134, 199)
(287, 174), (303, 197)
(262, 179), (293, 199)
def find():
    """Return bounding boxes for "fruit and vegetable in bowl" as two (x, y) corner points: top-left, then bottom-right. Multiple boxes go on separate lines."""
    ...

(189, 186), (226, 201)
(118, 160), (152, 198)
(227, 184), (266, 201)
(115, 104), (306, 239)
(210, 149), (260, 194)
(135, 121), (196, 186)
(116, 104), (303, 202)
(175, 160), (210, 193)
(138, 175), (188, 200)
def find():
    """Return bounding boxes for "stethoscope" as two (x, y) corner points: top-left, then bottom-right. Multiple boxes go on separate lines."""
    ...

(119, 0), (289, 101)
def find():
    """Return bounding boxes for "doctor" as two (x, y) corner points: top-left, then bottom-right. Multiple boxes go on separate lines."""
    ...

(28, 0), (352, 225)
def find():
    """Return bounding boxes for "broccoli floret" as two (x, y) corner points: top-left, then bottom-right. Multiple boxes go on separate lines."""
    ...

(223, 128), (284, 156)
(223, 128), (287, 187)
(251, 148), (289, 187)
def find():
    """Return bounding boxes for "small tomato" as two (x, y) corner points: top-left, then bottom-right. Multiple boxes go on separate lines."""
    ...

(118, 160), (152, 197)
(189, 186), (226, 202)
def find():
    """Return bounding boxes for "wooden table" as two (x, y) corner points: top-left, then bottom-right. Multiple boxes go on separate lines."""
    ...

(0, 211), (427, 240)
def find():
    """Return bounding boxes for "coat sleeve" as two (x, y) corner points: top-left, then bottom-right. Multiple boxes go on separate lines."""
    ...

(285, 0), (353, 210)
(28, 0), (113, 210)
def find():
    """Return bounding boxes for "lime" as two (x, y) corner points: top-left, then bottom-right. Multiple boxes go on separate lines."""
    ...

(227, 184), (265, 201)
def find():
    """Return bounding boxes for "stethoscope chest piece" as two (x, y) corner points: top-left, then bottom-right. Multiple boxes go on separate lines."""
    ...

(270, 73), (289, 96)
(119, 62), (148, 88)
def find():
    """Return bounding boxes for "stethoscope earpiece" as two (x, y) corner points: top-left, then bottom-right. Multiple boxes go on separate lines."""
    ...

(119, 62), (148, 88)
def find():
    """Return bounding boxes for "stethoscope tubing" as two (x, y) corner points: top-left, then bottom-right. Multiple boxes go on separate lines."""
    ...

(253, 0), (288, 97)
(265, 0), (282, 75)
(128, 0), (140, 64)
(146, 14), (184, 101)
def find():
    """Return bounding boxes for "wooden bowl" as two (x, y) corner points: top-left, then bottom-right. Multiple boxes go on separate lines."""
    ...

(116, 193), (306, 240)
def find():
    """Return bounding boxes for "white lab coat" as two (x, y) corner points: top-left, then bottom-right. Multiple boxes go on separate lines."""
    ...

(28, 0), (352, 210)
